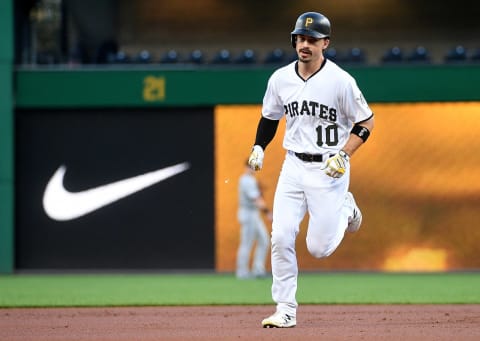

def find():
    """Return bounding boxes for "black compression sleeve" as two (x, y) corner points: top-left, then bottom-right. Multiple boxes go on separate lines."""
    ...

(254, 117), (279, 150)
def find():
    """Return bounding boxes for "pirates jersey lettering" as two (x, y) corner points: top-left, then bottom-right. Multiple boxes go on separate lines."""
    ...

(284, 100), (337, 122)
(262, 60), (372, 154)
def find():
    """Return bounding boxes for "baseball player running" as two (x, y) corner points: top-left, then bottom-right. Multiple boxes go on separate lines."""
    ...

(248, 11), (375, 328)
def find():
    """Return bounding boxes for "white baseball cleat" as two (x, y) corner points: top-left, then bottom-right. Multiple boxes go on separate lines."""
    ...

(346, 192), (362, 233)
(261, 312), (296, 328)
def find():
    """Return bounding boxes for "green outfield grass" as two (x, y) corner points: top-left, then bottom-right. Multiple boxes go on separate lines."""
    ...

(0, 272), (479, 308)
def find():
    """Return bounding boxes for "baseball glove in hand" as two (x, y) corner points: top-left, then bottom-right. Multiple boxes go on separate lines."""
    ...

(248, 145), (264, 171)
(324, 150), (349, 178)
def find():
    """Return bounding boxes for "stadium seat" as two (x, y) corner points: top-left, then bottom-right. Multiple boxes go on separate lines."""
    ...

(381, 46), (404, 63)
(160, 50), (180, 63)
(264, 48), (286, 64)
(188, 49), (205, 64)
(288, 51), (298, 63)
(111, 51), (130, 63)
(470, 48), (480, 62)
(343, 47), (366, 64)
(134, 50), (152, 64)
(211, 49), (232, 64)
(324, 47), (339, 62)
(406, 46), (430, 63)
(235, 49), (256, 64)
(444, 45), (467, 62)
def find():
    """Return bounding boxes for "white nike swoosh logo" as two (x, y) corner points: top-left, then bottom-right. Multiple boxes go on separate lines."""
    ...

(43, 162), (190, 221)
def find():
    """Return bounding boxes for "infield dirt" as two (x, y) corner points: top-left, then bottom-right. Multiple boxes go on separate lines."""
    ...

(1, 305), (479, 340)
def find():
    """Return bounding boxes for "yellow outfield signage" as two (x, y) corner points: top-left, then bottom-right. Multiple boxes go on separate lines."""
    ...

(214, 102), (480, 272)
(143, 75), (166, 102)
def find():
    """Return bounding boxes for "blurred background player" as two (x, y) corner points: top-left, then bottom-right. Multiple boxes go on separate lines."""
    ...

(236, 160), (272, 279)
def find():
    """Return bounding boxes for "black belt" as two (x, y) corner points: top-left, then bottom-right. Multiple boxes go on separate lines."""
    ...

(295, 152), (325, 162)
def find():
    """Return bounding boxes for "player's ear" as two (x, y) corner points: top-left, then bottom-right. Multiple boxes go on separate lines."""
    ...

(323, 38), (330, 50)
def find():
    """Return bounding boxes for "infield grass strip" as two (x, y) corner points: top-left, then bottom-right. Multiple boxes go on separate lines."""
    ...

(0, 272), (479, 307)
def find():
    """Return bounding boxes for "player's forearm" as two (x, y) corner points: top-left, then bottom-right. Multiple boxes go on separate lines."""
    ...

(341, 135), (365, 157)
(342, 118), (374, 157)
(254, 117), (280, 150)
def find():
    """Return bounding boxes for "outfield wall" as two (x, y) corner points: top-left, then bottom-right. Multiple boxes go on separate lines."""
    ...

(14, 64), (480, 108)
(2, 55), (480, 272)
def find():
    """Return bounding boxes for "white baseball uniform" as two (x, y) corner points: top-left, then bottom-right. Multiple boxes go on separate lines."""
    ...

(262, 59), (373, 316)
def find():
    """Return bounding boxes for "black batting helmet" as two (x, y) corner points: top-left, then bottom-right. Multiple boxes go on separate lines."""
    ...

(291, 12), (331, 48)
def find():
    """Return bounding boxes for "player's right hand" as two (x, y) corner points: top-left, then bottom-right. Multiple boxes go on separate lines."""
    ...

(248, 145), (264, 171)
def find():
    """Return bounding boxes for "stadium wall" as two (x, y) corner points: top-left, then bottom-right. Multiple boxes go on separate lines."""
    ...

(0, 0), (14, 274)
(5, 65), (480, 273)
(2, 0), (480, 272)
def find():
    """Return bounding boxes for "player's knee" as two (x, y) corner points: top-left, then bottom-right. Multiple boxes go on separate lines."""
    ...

(306, 238), (335, 258)
(308, 247), (334, 259)
(271, 230), (295, 250)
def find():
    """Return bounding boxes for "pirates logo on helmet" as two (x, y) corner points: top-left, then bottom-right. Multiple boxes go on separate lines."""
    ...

(291, 12), (331, 48)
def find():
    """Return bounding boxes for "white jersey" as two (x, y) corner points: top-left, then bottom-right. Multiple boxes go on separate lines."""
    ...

(262, 60), (373, 155)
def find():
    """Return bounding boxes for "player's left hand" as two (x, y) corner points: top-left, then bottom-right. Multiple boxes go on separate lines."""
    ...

(324, 151), (349, 178)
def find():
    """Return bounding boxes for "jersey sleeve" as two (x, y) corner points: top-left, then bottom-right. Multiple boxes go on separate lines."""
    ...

(342, 78), (373, 124)
(261, 72), (285, 120)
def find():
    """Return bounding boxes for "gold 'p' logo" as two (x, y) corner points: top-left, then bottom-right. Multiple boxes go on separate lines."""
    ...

(143, 76), (165, 102)
(305, 17), (313, 27)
